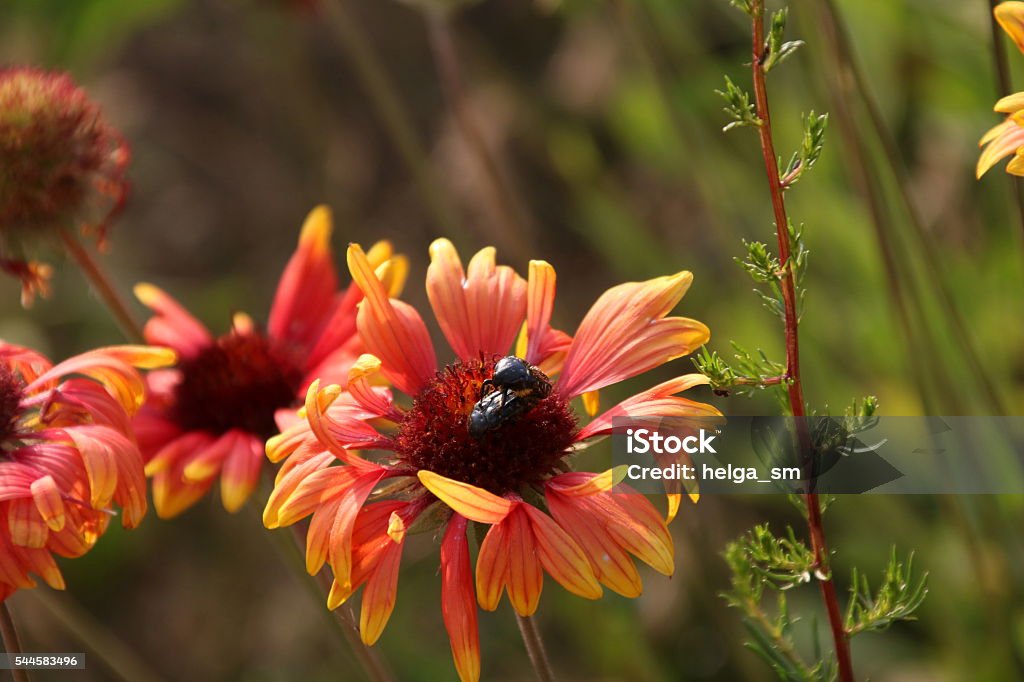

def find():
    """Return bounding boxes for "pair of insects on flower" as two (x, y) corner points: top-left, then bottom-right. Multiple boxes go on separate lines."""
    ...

(131, 205), (719, 682)
(467, 355), (551, 438)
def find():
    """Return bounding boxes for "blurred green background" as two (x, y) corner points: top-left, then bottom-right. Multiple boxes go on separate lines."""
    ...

(2, 0), (1024, 680)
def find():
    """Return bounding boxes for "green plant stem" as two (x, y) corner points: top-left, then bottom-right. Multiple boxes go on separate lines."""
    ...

(324, 0), (461, 237)
(819, 0), (1006, 415)
(425, 8), (534, 253)
(748, 3), (854, 681)
(515, 613), (555, 682)
(28, 591), (163, 682)
(60, 231), (143, 343)
(988, 0), (1024, 244)
(0, 602), (29, 682)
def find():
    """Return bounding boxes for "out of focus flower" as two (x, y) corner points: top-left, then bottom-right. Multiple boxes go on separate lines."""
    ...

(135, 206), (405, 518)
(0, 341), (174, 602)
(0, 67), (130, 305)
(979, 3), (1024, 177)
(263, 239), (720, 681)
(978, 91), (1024, 178)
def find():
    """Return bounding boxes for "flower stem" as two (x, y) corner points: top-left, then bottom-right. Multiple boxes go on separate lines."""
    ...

(748, 3), (854, 681)
(515, 613), (555, 682)
(294, 526), (395, 682)
(324, 0), (463, 239)
(28, 590), (163, 682)
(60, 231), (143, 343)
(988, 0), (1024, 245)
(252, 478), (395, 682)
(0, 601), (30, 682)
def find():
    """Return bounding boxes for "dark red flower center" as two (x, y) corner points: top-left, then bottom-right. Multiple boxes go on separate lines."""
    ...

(172, 331), (305, 440)
(394, 357), (578, 496)
(0, 361), (24, 449)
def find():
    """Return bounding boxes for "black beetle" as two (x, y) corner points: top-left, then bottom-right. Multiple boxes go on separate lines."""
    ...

(468, 357), (552, 438)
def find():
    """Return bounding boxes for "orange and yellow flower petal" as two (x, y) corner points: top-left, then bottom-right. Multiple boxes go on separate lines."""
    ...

(29, 476), (65, 533)
(135, 283), (213, 359)
(996, 1), (1024, 55)
(29, 345), (175, 415)
(416, 470), (514, 524)
(522, 504), (602, 601)
(577, 374), (721, 441)
(558, 272), (709, 398)
(327, 470), (388, 591)
(359, 512), (405, 645)
(303, 381), (382, 471)
(544, 488), (642, 597)
(548, 472), (674, 577)
(441, 515), (480, 682)
(348, 243), (437, 395)
(263, 445), (335, 529)
(149, 432), (217, 519)
(182, 430), (242, 482)
(426, 239), (527, 361)
(220, 433), (265, 513)
(522, 260), (572, 375)
(475, 518), (509, 611)
(504, 506), (543, 616)
(978, 118), (1024, 178)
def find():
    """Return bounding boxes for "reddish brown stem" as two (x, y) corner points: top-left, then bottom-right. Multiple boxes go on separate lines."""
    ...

(61, 231), (144, 343)
(748, 3), (854, 681)
(285, 525), (394, 682)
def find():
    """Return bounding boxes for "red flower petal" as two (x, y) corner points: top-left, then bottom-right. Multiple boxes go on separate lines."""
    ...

(268, 206), (339, 352)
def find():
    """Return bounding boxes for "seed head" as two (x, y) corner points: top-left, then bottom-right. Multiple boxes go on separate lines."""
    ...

(0, 67), (130, 304)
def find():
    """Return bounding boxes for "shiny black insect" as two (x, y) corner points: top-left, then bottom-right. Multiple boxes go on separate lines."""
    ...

(468, 356), (552, 438)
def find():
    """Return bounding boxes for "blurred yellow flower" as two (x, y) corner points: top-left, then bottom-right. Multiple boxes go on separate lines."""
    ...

(978, 3), (1024, 178)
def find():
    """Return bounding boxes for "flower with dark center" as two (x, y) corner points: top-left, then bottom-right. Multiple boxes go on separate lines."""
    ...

(263, 239), (722, 682)
(0, 67), (129, 306)
(133, 206), (406, 518)
(0, 340), (174, 603)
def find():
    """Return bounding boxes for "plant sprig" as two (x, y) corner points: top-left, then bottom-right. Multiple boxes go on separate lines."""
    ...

(724, 525), (834, 681)
(845, 548), (929, 636)
(694, 344), (786, 397)
(763, 9), (804, 73)
(780, 112), (828, 189)
(717, 76), (761, 132)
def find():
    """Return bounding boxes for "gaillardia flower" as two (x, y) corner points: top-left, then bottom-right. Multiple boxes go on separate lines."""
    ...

(0, 340), (174, 601)
(263, 240), (720, 681)
(134, 207), (405, 518)
(0, 67), (130, 305)
(979, 2), (1024, 177)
